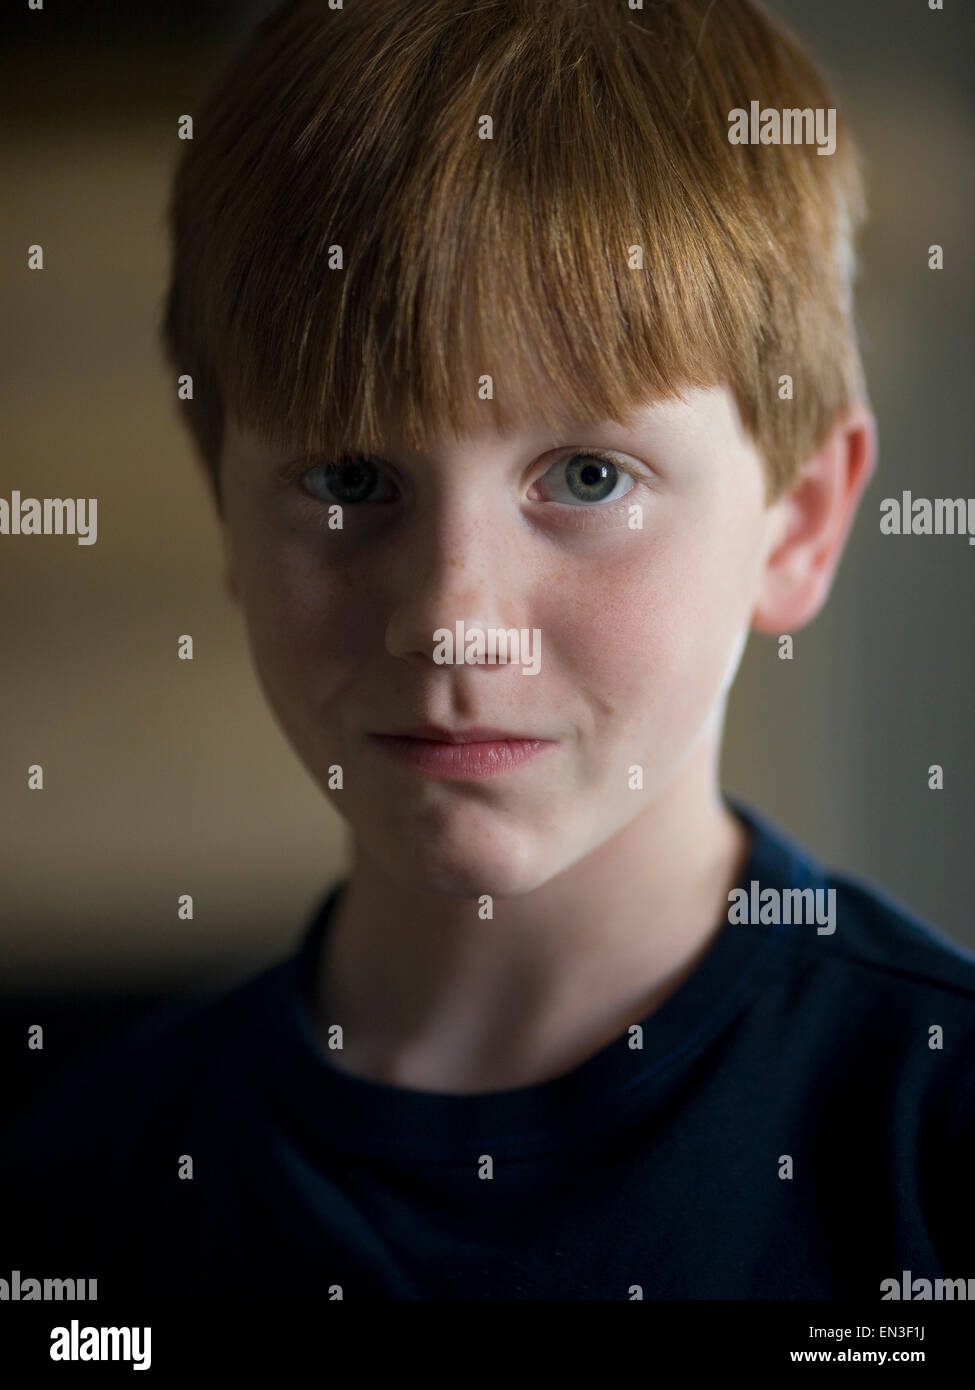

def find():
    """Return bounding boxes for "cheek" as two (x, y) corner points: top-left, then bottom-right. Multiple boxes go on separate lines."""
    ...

(237, 541), (366, 699)
(545, 526), (751, 736)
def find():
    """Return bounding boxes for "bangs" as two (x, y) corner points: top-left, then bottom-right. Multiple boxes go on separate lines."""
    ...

(220, 122), (746, 464)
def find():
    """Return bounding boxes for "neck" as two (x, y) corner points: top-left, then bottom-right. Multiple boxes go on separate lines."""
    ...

(311, 720), (751, 1094)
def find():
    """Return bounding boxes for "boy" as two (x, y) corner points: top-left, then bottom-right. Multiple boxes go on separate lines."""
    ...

(3, 0), (973, 1305)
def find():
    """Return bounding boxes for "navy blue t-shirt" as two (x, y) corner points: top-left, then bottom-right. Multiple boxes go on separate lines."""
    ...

(3, 798), (974, 1300)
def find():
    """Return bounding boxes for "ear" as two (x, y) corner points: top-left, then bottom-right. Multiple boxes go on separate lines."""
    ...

(752, 401), (877, 634)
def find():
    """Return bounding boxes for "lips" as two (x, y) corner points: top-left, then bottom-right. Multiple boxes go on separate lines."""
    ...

(379, 724), (544, 744)
(369, 730), (555, 779)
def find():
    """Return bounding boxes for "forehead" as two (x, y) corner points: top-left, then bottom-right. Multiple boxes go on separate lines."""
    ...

(224, 383), (743, 463)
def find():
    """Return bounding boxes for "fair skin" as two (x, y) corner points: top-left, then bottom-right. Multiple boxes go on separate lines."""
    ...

(219, 384), (876, 1093)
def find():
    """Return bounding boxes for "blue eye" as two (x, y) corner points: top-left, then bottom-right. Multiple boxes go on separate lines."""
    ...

(535, 452), (637, 506)
(295, 449), (640, 510)
(301, 456), (396, 505)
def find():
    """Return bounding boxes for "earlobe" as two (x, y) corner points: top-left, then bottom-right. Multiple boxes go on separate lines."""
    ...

(750, 402), (877, 636)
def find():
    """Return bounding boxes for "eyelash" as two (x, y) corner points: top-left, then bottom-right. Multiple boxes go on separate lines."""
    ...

(285, 449), (648, 529)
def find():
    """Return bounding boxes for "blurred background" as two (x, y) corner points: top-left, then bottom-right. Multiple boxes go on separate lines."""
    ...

(2, 0), (973, 1118)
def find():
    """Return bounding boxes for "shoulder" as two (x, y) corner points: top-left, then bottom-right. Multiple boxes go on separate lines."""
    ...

(2, 954), (290, 1172)
(734, 797), (975, 1002)
(783, 848), (975, 1011)
(733, 799), (975, 1124)
(0, 954), (298, 1288)
(822, 865), (975, 999)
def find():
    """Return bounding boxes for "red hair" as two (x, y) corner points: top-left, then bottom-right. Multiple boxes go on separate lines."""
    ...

(160, 0), (869, 511)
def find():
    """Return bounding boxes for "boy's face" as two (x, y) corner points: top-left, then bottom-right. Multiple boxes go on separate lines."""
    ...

(218, 385), (789, 898)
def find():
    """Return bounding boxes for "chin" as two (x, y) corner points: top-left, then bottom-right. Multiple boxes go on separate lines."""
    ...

(372, 831), (561, 903)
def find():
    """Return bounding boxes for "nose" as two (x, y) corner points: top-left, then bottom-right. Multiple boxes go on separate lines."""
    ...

(382, 492), (527, 670)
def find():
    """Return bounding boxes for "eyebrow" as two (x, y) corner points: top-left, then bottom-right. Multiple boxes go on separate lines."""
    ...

(268, 407), (679, 479)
